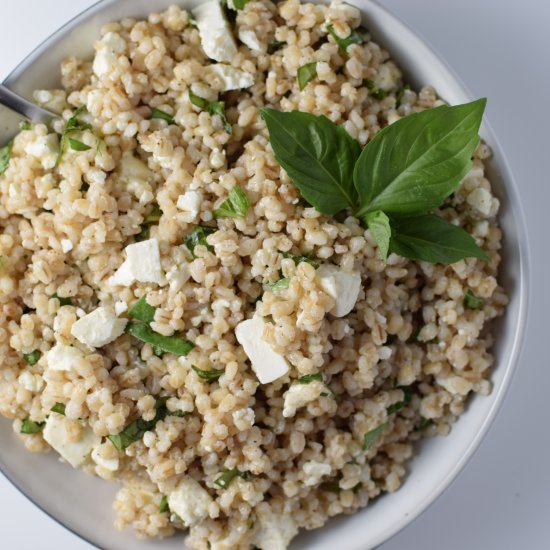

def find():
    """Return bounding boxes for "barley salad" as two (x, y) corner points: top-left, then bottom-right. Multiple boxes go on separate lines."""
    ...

(0, 0), (507, 548)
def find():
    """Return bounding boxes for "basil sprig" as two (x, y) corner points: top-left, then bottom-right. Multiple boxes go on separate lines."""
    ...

(261, 99), (489, 264)
(189, 89), (231, 134)
(326, 24), (363, 53)
(213, 186), (251, 219)
(184, 226), (217, 258)
(21, 419), (45, 434)
(150, 108), (176, 125)
(191, 365), (225, 383)
(464, 289), (483, 309)
(56, 106), (99, 166)
(214, 468), (250, 489)
(298, 62), (318, 90)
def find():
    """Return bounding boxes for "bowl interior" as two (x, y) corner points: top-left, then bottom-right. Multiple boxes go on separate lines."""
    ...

(0, 1), (528, 549)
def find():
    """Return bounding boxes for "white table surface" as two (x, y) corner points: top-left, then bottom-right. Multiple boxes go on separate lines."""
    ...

(1, 1), (548, 549)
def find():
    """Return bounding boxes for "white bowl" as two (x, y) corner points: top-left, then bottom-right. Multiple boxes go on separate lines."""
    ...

(0, 1), (529, 549)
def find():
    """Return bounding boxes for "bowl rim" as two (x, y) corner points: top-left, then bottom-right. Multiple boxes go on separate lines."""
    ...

(0, 1), (530, 549)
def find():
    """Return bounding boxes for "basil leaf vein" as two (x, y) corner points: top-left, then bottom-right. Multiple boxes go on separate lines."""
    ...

(364, 210), (391, 259)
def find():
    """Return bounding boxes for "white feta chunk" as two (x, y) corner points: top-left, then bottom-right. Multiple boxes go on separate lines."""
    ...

(119, 151), (153, 187)
(114, 300), (128, 316)
(93, 31), (126, 79)
(302, 460), (332, 486)
(252, 511), (298, 550)
(374, 61), (401, 92)
(24, 133), (59, 170)
(71, 306), (127, 348)
(177, 190), (202, 219)
(205, 64), (255, 91)
(238, 29), (263, 52)
(467, 187), (493, 217)
(61, 239), (73, 253)
(192, 1), (237, 62)
(168, 477), (213, 527)
(43, 415), (100, 468)
(235, 315), (289, 384)
(437, 375), (473, 396)
(91, 442), (119, 472)
(316, 264), (362, 317)
(33, 89), (68, 114)
(109, 238), (164, 287)
(283, 381), (324, 418)
(46, 344), (84, 372)
(166, 263), (191, 295)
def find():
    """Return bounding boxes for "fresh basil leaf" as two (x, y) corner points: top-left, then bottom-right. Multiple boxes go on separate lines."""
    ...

(390, 214), (489, 264)
(261, 108), (361, 215)
(386, 386), (412, 415)
(213, 186), (251, 219)
(266, 278), (290, 291)
(191, 365), (225, 383)
(56, 106), (97, 166)
(281, 251), (319, 269)
(68, 138), (92, 151)
(298, 373), (323, 384)
(363, 79), (388, 100)
(159, 495), (170, 514)
(268, 40), (286, 54)
(144, 203), (162, 224)
(214, 468), (250, 489)
(415, 417), (435, 432)
(297, 62), (318, 90)
(189, 89), (231, 133)
(150, 108), (176, 125)
(51, 293), (72, 306)
(20, 120), (34, 131)
(365, 210), (391, 259)
(126, 322), (195, 356)
(0, 141), (13, 175)
(21, 419), (45, 434)
(184, 226), (216, 258)
(326, 24), (363, 53)
(354, 99), (486, 217)
(51, 402), (66, 415)
(23, 350), (42, 366)
(128, 296), (156, 324)
(363, 422), (388, 450)
(232, 0), (250, 8)
(464, 288), (484, 309)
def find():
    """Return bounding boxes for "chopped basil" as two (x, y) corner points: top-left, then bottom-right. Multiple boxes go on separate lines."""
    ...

(191, 365), (225, 383)
(214, 468), (250, 489)
(281, 251), (319, 269)
(363, 79), (388, 100)
(386, 386), (412, 415)
(23, 350), (42, 366)
(297, 62), (318, 91)
(128, 296), (156, 324)
(396, 84), (411, 108)
(159, 495), (170, 514)
(56, 106), (99, 166)
(51, 403), (66, 415)
(326, 24), (363, 53)
(266, 278), (290, 291)
(298, 373), (323, 384)
(464, 289), (484, 310)
(363, 422), (388, 450)
(51, 293), (72, 307)
(21, 419), (45, 434)
(213, 186), (251, 219)
(415, 417), (435, 432)
(188, 89), (232, 133)
(136, 203), (163, 241)
(0, 141), (13, 175)
(68, 137), (92, 151)
(126, 322), (195, 357)
(267, 40), (286, 54)
(232, 0), (250, 8)
(150, 108), (176, 125)
(20, 120), (33, 131)
(184, 226), (216, 258)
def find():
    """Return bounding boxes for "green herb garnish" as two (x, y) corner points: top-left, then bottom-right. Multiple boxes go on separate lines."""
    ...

(51, 293), (72, 306)
(214, 468), (250, 489)
(159, 495), (170, 514)
(23, 350), (42, 366)
(395, 84), (411, 108)
(136, 203), (162, 241)
(415, 417), (435, 432)
(21, 419), (45, 434)
(363, 79), (388, 100)
(68, 137), (92, 151)
(464, 289), (483, 309)
(386, 386), (412, 415)
(213, 186), (251, 219)
(281, 251), (319, 269)
(20, 120), (33, 131)
(298, 373), (323, 384)
(297, 62), (318, 90)
(266, 278), (290, 291)
(126, 322), (195, 357)
(0, 141), (13, 175)
(188, 89), (232, 133)
(363, 422), (388, 450)
(191, 365), (225, 383)
(150, 108), (176, 125)
(56, 106), (99, 166)
(268, 40), (286, 54)
(261, 99), (489, 264)
(326, 24), (363, 53)
(232, 0), (250, 8)
(51, 403), (66, 415)
(184, 226), (216, 258)
(128, 295), (156, 324)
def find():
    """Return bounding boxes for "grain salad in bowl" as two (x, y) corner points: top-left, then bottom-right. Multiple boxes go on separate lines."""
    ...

(0, 0), (508, 548)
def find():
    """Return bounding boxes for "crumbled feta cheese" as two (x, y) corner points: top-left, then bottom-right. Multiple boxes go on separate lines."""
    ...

(235, 315), (289, 384)
(166, 263), (191, 295)
(109, 238), (164, 287)
(177, 190), (202, 220)
(24, 133), (59, 170)
(33, 89), (67, 114)
(46, 344), (84, 372)
(303, 460), (332, 486)
(238, 29), (263, 52)
(43, 415), (101, 468)
(114, 300), (128, 316)
(283, 381), (325, 418)
(316, 264), (362, 317)
(119, 151), (153, 187)
(204, 64), (255, 92)
(61, 239), (73, 253)
(91, 443), (119, 472)
(252, 511), (298, 550)
(93, 31), (126, 79)
(374, 61), (401, 92)
(71, 307), (127, 348)
(168, 477), (213, 527)
(192, 1), (237, 62)
(467, 187), (494, 217)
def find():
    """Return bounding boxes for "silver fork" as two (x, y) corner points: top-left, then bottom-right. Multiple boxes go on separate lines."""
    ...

(0, 83), (56, 126)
